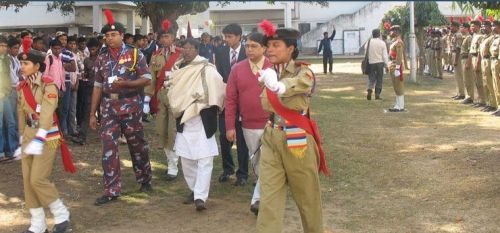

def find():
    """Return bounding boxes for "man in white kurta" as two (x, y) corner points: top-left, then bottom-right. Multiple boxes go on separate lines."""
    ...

(168, 39), (225, 211)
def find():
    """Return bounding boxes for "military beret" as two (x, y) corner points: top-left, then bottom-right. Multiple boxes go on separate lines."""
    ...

(18, 37), (46, 72)
(101, 9), (126, 34)
(482, 20), (492, 27)
(259, 19), (300, 45)
(390, 25), (401, 32)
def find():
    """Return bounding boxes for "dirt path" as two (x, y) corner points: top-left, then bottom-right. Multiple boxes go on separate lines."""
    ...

(1, 62), (499, 233)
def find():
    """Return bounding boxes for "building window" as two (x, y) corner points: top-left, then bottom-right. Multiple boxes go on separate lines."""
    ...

(317, 23), (324, 28)
(298, 23), (310, 35)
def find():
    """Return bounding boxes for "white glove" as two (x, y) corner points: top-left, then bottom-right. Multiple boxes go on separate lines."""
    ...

(143, 96), (151, 114)
(14, 136), (23, 157)
(259, 68), (286, 95)
(394, 65), (401, 77)
(24, 129), (47, 155)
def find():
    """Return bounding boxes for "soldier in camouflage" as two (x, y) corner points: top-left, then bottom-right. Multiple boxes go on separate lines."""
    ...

(89, 10), (153, 206)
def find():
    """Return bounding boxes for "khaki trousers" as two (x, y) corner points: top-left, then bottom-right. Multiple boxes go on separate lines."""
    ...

(257, 127), (323, 233)
(454, 60), (465, 96)
(435, 54), (443, 77)
(482, 59), (498, 107)
(430, 52), (438, 77)
(492, 59), (500, 102)
(391, 72), (405, 96)
(461, 58), (475, 100)
(472, 56), (486, 104)
(21, 135), (59, 209)
(156, 88), (176, 150)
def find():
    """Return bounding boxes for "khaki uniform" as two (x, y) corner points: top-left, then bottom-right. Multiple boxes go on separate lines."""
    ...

(452, 32), (464, 96)
(471, 32), (486, 104)
(424, 37), (433, 74)
(389, 38), (405, 95)
(257, 60), (323, 233)
(18, 73), (61, 209)
(146, 48), (178, 150)
(443, 34), (451, 68)
(432, 36), (443, 78)
(461, 33), (475, 100)
(479, 33), (497, 108)
(490, 34), (500, 103)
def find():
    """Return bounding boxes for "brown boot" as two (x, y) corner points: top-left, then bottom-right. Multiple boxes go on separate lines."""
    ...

(367, 89), (372, 100)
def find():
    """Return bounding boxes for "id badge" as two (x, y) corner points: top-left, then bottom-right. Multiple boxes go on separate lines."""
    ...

(108, 75), (118, 84)
(35, 104), (42, 113)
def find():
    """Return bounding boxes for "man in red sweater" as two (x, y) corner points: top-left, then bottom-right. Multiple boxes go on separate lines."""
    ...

(225, 32), (272, 215)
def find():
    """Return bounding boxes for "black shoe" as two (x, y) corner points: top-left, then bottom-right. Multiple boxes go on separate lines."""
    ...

(453, 95), (465, 100)
(451, 95), (459, 99)
(461, 98), (474, 104)
(474, 103), (486, 108)
(71, 137), (85, 145)
(22, 230), (49, 233)
(234, 178), (247, 186)
(165, 174), (177, 181)
(183, 192), (194, 204)
(218, 171), (234, 183)
(367, 89), (372, 100)
(52, 220), (71, 233)
(492, 110), (500, 116)
(375, 95), (382, 100)
(388, 108), (403, 112)
(250, 201), (260, 216)
(139, 182), (153, 192)
(95, 195), (118, 206)
(195, 199), (206, 211)
(486, 107), (497, 112)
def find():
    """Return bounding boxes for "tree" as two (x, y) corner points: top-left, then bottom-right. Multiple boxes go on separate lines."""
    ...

(452, 1), (500, 19)
(0, 0), (28, 12)
(381, 2), (447, 74)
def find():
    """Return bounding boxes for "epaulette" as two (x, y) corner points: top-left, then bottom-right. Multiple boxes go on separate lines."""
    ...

(42, 76), (54, 84)
(295, 60), (311, 67)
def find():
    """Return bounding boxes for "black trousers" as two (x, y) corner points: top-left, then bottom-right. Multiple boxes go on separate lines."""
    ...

(218, 111), (249, 179)
(78, 81), (93, 141)
(367, 63), (385, 92)
(323, 55), (333, 73)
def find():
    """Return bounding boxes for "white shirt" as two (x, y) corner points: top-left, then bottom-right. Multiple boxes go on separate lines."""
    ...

(365, 38), (389, 65)
(174, 115), (219, 160)
(229, 43), (242, 63)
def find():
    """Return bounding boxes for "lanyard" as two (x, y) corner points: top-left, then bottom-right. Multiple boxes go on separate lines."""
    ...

(108, 44), (126, 77)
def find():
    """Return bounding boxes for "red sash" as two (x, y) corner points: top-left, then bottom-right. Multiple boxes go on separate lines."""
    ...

(151, 48), (181, 113)
(20, 80), (77, 173)
(266, 88), (330, 176)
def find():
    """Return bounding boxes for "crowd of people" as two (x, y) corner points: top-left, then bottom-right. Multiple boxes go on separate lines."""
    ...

(423, 16), (499, 116)
(0, 9), (329, 233)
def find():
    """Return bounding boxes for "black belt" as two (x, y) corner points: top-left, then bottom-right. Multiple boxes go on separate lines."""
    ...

(470, 53), (478, 57)
(483, 56), (491, 59)
(102, 92), (138, 100)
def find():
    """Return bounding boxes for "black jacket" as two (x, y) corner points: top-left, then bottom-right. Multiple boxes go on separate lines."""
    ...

(215, 44), (246, 83)
(176, 106), (219, 139)
(318, 29), (336, 57)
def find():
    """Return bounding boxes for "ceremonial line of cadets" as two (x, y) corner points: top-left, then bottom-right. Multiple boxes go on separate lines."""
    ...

(424, 16), (500, 115)
(0, 10), (330, 233)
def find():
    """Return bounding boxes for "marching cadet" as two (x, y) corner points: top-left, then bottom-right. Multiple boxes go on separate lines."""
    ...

(470, 17), (487, 108)
(490, 20), (500, 116)
(479, 17), (498, 112)
(89, 10), (153, 205)
(388, 25), (408, 112)
(460, 19), (475, 105)
(17, 37), (75, 233)
(143, 19), (182, 180)
(256, 19), (329, 233)
(432, 29), (443, 79)
(450, 20), (465, 100)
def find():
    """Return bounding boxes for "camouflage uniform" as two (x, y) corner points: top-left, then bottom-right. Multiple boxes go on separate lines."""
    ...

(94, 43), (152, 197)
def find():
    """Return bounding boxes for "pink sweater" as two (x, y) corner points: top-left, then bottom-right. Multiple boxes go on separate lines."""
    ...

(225, 58), (272, 131)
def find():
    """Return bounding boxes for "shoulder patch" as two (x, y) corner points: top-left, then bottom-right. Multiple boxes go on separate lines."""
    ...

(42, 76), (54, 84)
(47, 93), (57, 99)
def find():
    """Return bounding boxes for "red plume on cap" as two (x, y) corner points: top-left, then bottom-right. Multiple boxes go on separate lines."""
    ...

(259, 19), (276, 37)
(22, 36), (32, 55)
(459, 17), (463, 24)
(488, 16), (494, 22)
(104, 9), (114, 25)
(383, 21), (391, 30)
(478, 15), (484, 23)
(449, 16), (454, 22)
(467, 16), (472, 22)
(162, 19), (171, 31)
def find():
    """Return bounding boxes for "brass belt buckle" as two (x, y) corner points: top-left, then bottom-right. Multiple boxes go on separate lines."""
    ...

(110, 93), (119, 100)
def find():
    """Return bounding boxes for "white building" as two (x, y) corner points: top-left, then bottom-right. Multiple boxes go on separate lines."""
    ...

(0, 1), (465, 55)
